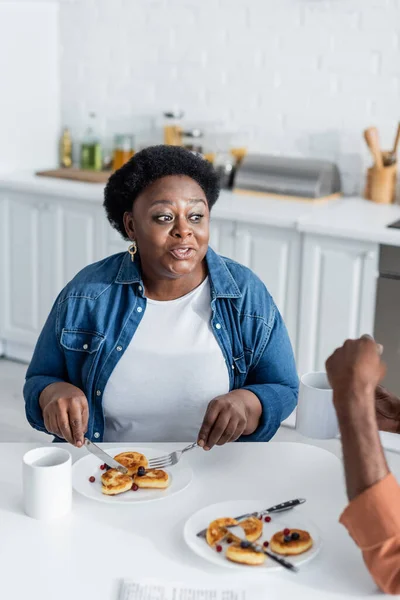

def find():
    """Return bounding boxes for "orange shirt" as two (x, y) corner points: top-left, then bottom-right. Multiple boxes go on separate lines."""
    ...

(340, 473), (400, 595)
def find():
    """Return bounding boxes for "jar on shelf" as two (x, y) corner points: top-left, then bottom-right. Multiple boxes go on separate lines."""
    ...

(163, 110), (184, 146)
(182, 128), (203, 153)
(112, 134), (134, 171)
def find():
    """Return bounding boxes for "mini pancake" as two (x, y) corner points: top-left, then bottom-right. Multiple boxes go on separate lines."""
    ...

(238, 516), (263, 542)
(206, 517), (238, 547)
(133, 469), (169, 489)
(101, 468), (133, 496)
(270, 529), (313, 556)
(226, 543), (266, 566)
(113, 451), (148, 476)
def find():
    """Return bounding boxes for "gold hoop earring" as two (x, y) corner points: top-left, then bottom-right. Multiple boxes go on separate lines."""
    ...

(128, 241), (137, 262)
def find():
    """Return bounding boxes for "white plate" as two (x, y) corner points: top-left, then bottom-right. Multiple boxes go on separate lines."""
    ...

(184, 500), (322, 571)
(72, 446), (192, 504)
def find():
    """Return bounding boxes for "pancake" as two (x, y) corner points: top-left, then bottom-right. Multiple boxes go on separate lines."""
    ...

(270, 529), (313, 556)
(206, 517), (238, 547)
(113, 451), (148, 476)
(226, 543), (266, 566)
(133, 469), (170, 489)
(101, 468), (133, 496)
(238, 516), (263, 542)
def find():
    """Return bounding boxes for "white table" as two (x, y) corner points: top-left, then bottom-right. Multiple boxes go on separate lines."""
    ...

(0, 441), (396, 600)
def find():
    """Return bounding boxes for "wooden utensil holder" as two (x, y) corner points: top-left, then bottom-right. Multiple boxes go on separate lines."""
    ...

(364, 162), (397, 204)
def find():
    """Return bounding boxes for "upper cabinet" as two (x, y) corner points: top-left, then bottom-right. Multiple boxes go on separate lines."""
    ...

(234, 222), (301, 353)
(297, 234), (379, 374)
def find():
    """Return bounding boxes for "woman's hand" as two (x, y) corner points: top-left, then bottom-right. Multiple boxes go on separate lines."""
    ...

(197, 389), (262, 450)
(39, 382), (89, 447)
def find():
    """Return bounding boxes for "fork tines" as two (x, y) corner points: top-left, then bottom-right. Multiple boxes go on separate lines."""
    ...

(148, 457), (173, 469)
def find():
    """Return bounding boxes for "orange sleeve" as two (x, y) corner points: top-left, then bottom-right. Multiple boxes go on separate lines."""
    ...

(340, 473), (400, 595)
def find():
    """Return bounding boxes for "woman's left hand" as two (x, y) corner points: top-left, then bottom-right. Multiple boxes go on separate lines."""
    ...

(197, 389), (262, 450)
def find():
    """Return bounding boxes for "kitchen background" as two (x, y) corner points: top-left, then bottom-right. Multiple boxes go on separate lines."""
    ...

(2, 0), (400, 449)
(2, 0), (400, 193)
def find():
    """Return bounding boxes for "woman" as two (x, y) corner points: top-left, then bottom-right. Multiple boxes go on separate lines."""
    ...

(24, 146), (298, 449)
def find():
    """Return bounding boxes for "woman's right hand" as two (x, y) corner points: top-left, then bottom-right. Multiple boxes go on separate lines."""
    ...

(39, 382), (89, 447)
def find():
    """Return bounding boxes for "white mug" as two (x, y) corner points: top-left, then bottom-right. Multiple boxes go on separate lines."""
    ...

(22, 447), (72, 520)
(295, 371), (339, 439)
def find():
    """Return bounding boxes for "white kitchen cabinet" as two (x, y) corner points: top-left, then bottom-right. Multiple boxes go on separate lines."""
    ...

(0, 192), (58, 360)
(234, 222), (301, 353)
(0, 191), (103, 361)
(297, 234), (379, 374)
(209, 218), (237, 259)
(57, 198), (104, 283)
(106, 225), (129, 257)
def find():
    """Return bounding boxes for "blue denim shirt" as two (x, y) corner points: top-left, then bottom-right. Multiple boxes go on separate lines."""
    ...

(24, 247), (298, 442)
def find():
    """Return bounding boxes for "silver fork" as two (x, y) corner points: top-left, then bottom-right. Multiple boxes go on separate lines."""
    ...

(148, 442), (199, 469)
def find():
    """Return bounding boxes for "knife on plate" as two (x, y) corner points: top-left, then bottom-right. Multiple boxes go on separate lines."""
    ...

(225, 525), (299, 573)
(196, 498), (306, 539)
(84, 438), (128, 474)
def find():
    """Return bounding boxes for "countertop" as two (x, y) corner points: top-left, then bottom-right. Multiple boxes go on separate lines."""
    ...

(2, 172), (400, 246)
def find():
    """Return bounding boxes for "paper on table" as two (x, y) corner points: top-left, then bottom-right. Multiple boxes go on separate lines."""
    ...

(119, 579), (246, 600)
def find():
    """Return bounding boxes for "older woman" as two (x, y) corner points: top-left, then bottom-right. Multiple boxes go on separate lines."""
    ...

(24, 145), (298, 449)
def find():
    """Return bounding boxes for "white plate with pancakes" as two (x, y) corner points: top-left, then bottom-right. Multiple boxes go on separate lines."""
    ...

(184, 500), (322, 571)
(72, 446), (193, 504)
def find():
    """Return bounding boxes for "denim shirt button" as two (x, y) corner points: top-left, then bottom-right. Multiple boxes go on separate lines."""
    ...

(83, 343), (88, 350)
(96, 390), (101, 396)
(94, 432), (100, 439)
(116, 346), (122, 351)
(138, 286), (143, 292)
(215, 323), (221, 329)
(232, 364), (235, 369)
(137, 307), (143, 313)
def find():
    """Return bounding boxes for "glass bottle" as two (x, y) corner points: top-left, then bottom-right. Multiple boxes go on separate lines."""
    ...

(59, 127), (72, 168)
(112, 134), (134, 171)
(163, 110), (184, 146)
(80, 113), (102, 171)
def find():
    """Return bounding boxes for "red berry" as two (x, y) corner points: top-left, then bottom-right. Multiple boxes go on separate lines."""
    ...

(264, 516), (271, 523)
(89, 476), (95, 483)
(263, 541), (269, 548)
(216, 545), (223, 553)
(100, 463), (106, 470)
(283, 528), (290, 536)
(131, 483), (139, 491)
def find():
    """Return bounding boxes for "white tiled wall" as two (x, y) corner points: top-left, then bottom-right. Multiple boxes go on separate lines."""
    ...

(59, 0), (400, 194)
(0, 1), (60, 172)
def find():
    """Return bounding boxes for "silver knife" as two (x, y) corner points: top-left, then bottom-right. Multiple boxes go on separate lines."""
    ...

(196, 498), (306, 538)
(84, 438), (128, 474)
(225, 525), (298, 573)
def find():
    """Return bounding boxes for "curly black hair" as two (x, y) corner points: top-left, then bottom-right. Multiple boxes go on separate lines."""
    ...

(103, 145), (220, 240)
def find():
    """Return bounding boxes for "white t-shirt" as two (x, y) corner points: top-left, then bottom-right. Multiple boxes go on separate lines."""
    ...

(102, 277), (230, 442)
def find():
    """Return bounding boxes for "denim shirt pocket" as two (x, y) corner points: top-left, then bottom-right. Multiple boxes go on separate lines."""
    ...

(60, 329), (105, 353)
(60, 329), (105, 388)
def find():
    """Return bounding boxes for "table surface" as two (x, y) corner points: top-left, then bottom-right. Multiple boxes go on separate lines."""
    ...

(1, 441), (399, 600)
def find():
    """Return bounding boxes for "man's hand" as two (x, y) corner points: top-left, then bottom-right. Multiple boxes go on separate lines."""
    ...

(39, 382), (89, 446)
(375, 385), (400, 434)
(325, 337), (386, 415)
(197, 389), (262, 450)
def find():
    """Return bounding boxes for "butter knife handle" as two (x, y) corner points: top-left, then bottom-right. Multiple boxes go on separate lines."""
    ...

(265, 550), (298, 572)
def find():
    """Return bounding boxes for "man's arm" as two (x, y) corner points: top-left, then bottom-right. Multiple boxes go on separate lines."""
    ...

(336, 387), (389, 501)
(326, 338), (400, 594)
